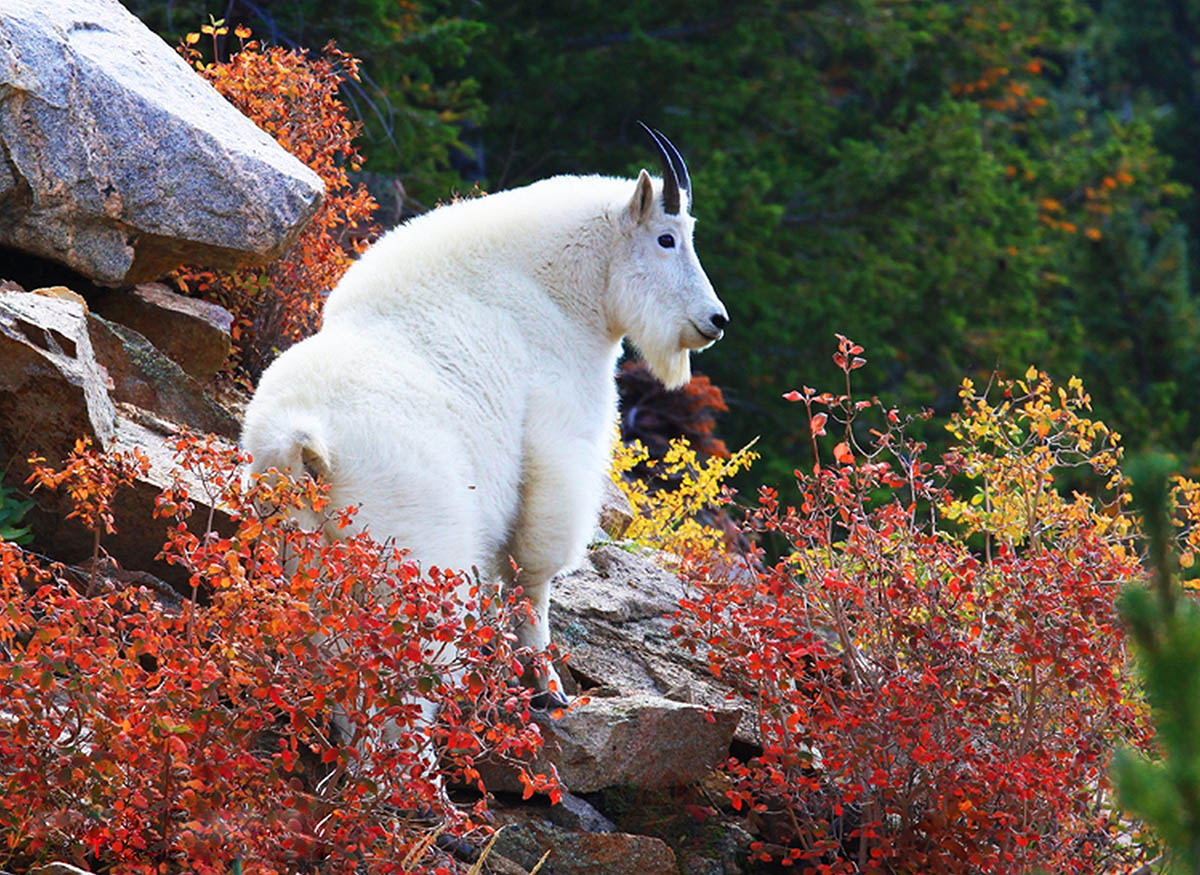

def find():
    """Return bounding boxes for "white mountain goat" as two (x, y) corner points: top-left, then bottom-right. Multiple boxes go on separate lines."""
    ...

(241, 126), (727, 717)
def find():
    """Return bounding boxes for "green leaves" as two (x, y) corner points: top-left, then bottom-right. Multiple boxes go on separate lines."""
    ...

(0, 483), (32, 545)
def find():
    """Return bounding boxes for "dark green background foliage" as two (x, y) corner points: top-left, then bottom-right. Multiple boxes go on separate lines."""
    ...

(460, 0), (1197, 481)
(131, 0), (1200, 482)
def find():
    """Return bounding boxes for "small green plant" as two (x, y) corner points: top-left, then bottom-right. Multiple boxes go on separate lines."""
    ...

(0, 482), (33, 545)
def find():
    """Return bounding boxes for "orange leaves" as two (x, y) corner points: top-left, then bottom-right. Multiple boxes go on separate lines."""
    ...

(27, 437), (149, 536)
(833, 441), (854, 465)
(177, 31), (379, 378)
(1034, 168), (1136, 242)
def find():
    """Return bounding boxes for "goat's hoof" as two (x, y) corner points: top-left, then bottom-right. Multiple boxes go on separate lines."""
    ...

(530, 689), (570, 711)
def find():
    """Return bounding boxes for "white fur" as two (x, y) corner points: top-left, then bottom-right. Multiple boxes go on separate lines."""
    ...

(241, 171), (726, 700)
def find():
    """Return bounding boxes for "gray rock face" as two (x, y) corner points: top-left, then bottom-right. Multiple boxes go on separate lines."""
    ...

(474, 545), (744, 797)
(541, 692), (741, 794)
(598, 476), (634, 538)
(553, 545), (755, 744)
(546, 792), (617, 833)
(0, 0), (324, 284)
(87, 314), (239, 438)
(0, 290), (117, 467)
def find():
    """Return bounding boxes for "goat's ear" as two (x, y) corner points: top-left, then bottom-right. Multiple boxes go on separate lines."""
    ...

(628, 168), (656, 224)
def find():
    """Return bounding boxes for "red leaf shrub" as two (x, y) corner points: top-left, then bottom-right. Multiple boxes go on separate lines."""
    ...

(0, 434), (551, 873)
(176, 31), (380, 379)
(674, 337), (1149, 872)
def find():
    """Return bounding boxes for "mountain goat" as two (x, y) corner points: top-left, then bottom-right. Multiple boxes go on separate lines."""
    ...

(241, 126), (727, 715)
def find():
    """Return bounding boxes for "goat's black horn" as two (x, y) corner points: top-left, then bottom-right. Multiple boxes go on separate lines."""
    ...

(653, 127), (691, 199)
(636, 120), (685, 215)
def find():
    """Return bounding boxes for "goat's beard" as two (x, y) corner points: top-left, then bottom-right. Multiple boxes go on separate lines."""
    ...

(615, 280), (695, 390)
(635, 340), (691, 390)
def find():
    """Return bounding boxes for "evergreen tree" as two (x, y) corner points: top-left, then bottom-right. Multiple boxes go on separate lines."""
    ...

(1114, 453), (1200, 872)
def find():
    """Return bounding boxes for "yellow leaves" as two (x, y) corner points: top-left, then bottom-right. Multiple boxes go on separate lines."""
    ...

(1170, 475), (1200, 589)
(200, 17), (228, 38)
(610, 435), (757, 568)
(943, 368), (1128, 550)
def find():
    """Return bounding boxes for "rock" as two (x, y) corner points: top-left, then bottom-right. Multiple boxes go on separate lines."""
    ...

(0, 290), (117, 470)
(677, 820), (754, 875)
(490, 812), (677, 875)
(547, 693), (739, 793)
(551, 545), (754, 742)
(0, 0), (324, 285)
(93, 283), (232, 381)
(0, 279), (26, 292)
(580, 785), (755, 875)
(480, 544), (759, 797)
(472, 849), (527, 875)
(87, 313), (239, 438)
(598, 477), (634, 539)
(479, 692), (739, 796)
(29, 864), (96, 875)
(86, 558), (184, 614)
(32, 407), (238, 591)
(0, 290), (233, 587)
(103, 413), (237, 586)
(546, 792), (616, 834)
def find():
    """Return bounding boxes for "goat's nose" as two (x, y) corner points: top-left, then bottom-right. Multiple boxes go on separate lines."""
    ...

(710, 312), (729, 331)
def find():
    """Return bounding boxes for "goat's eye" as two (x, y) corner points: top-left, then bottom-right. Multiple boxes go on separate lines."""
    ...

(657, 233), (675, 249)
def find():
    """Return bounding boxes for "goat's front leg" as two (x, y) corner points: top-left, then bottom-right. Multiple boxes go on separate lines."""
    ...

(507, 442), (603, 708)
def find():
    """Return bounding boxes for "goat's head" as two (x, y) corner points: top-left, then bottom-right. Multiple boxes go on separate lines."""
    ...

(607, 124), (728, 390)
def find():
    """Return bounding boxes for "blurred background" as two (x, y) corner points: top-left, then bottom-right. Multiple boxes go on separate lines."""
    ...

(129, 0), (1200, 484)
